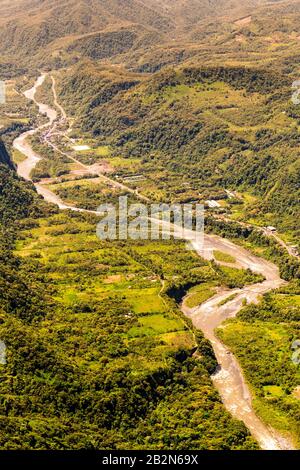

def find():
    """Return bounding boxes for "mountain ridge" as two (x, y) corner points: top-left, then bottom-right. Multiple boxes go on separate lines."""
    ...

(0, 0), (278, 69)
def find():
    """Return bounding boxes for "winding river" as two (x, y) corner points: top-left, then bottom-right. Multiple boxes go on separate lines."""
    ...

(12, 75), (295, 450)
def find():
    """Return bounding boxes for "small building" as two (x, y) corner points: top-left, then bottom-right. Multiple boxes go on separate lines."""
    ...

(205, 200), (221, 209)
(266, 226), (277, 232)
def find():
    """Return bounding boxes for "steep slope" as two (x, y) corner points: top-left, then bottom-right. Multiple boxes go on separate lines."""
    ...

(0, 0), (273, 69)
(56, 61), (299, 237)
(0, 0), (170, 56)
(147, 0), (265, 26)
(0, 139), (15, 170)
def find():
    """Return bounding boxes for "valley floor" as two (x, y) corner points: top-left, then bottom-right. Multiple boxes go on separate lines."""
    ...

(6, 72), (298, 449)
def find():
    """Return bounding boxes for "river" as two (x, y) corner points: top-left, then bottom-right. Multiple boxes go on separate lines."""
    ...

(12, 74), (295, 450)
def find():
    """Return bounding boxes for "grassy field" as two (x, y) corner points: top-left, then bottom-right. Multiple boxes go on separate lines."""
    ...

(15, 211), (200, 368)
(185, 283), (216, 309)
(15, 209), (268, 371)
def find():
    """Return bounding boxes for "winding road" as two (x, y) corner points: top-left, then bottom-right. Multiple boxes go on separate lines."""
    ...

(12, 74), (295, 450)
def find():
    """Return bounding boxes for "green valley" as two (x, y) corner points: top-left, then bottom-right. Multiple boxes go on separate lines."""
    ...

(0, 0), (299, 455)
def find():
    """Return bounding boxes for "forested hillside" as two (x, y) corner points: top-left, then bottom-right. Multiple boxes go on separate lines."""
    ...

(0, 0), (288, 71)
(0, 160), (258, 449)
(0, 0), (299, 452)
(55, 62), (299, 240)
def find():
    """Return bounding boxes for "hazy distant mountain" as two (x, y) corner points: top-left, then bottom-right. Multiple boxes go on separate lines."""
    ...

(0, 0), (271, 60)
